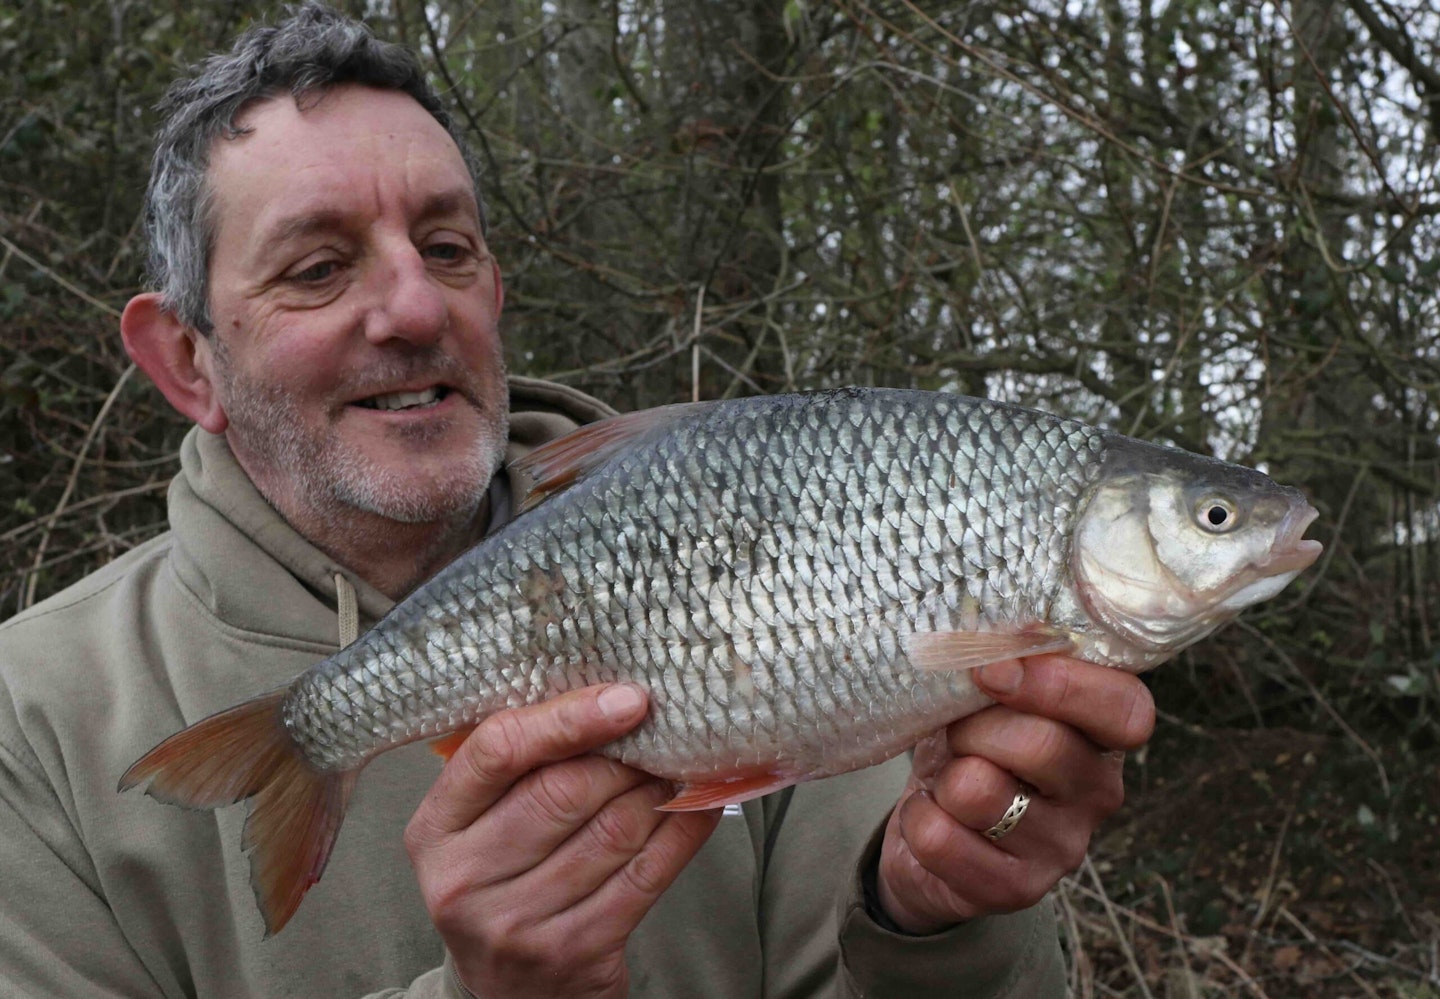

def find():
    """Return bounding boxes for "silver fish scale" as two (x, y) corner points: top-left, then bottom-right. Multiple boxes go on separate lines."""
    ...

(283, 390), (1107, 776)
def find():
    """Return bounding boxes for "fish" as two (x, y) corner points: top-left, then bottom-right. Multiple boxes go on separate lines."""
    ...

(119, 387), (1322, 934)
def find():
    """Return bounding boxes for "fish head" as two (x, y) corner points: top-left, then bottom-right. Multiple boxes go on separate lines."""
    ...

(1072, 440), (1323, 657)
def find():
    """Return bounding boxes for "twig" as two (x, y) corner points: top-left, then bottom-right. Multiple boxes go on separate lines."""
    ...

(22, 364), (136, 610)
(1276, 905), (1382, 999)
(866, 0), (1270, 198)
(0, 203), (45, 281)
(0, 234), (123, 318)
(1243, 797), (1297, 967)
(1152, 874), (1199, 995)
(0, 478), (171, 545)
(1286, 464), (1365, 611)
(769, 316), (796, 392)
(1064, 876), (1274, 998)
(5, 521), (163, 581)
(1365, 857), (1422, 940)
(691, 284), (706, 403)
(1237, 620), (1391, 797)
(1083, 855), (1157, 999)
(1056, 884), (1094, 997)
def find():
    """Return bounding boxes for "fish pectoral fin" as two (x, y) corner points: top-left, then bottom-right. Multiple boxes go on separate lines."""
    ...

(656, 770), (804, 811)
(428, 726), (478, 762)
(509, 402), (717, 511)
(903, 628), (1074, 671)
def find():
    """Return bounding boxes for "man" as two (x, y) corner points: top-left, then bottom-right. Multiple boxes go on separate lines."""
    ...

(0, 5), (1154, 996)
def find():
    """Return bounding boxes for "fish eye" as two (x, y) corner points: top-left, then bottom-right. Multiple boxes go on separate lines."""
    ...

(1195, 496), (1240, 533)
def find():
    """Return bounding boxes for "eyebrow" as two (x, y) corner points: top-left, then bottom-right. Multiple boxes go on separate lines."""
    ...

(263, 210), (351, 249)
(260, 188), (481, 248)
(414, 189), (481, 226)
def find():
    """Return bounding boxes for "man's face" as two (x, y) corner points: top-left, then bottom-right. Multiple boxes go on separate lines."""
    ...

(203, 84), (508, 530)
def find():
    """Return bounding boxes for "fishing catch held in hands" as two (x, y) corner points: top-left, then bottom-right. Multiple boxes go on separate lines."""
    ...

(119, 388), (1323, 934)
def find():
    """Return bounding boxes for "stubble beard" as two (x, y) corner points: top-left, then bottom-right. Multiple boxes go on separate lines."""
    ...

(214, 344), (509, 533)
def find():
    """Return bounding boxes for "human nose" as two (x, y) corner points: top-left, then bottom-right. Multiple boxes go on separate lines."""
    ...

(363, 245), (448, 346)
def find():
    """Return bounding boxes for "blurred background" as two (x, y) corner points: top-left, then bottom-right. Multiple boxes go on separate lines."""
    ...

(2, 0), (1436, 994)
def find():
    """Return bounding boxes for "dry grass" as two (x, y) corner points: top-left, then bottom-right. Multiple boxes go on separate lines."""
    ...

(1057, 726), (1439, 998)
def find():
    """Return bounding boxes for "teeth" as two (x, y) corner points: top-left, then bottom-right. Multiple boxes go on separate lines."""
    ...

(362, 387), (442, 411)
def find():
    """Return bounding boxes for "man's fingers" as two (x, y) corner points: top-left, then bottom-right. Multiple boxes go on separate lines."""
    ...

(929, 754), (1028, 833)
(892, 791), (1055, 916)
(972, 655), (1155, 751)
(509, 779), (676, 916)
(567, 808), (722, 935)
(452, 756), (657, 880)
(928, 755), (1091, 862)
(416, 684), (649, 837)
(944, 708), (1125, 803)
(879, 654), (1150, 931)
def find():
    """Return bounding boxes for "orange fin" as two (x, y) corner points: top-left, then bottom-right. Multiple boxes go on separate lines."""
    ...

(428, 726), (476, 761)
(509, 402), (714, 511)
(656, 771), (803, 811)
(902, 628), (1073, 672)
(119, 690), (358, 937)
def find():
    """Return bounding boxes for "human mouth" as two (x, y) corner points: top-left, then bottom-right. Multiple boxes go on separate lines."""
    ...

(354, 386), (451, 411)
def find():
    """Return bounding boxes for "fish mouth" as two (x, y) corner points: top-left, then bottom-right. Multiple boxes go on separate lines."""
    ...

(1256, 502), (1323, 576)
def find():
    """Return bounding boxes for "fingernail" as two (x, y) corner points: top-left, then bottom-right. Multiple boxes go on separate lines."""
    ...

(977, 660), (1023, 695)
(597, 683), (647, 721)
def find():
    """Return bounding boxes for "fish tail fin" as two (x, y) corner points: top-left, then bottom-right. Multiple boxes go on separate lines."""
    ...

(118, 690), (358, 936)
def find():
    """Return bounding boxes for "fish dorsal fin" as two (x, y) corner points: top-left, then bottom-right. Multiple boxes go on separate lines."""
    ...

(510, 402), (715, 512)
(902, 628), (1073, 671)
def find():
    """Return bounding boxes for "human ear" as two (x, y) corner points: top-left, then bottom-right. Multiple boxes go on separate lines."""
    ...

(120, 293), (228, 434)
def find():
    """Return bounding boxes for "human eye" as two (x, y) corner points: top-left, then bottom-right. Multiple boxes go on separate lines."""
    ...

(424, 236), (480, 266)
(421, 226), (482, 267)
(287, 258), (343, 284)
(424, 242), (468, 262)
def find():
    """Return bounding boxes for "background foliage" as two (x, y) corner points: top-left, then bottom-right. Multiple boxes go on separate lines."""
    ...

(3, 0), (1436, 994)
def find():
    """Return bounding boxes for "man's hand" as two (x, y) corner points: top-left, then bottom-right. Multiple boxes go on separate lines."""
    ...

(404, 685), (721, 998)
(876, 655), (1155, 934)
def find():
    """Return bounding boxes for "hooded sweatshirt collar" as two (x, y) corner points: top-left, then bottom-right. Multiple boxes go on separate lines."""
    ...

(163, 375), (614, 650)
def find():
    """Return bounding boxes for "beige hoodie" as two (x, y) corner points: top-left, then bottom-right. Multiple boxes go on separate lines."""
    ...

(0, 376), (1063, 997)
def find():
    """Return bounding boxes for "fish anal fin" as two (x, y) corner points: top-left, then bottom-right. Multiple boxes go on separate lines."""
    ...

(428, 727), (476, 762)
(657, 770), (803, 812)
(903, 628), (1074, 672)
(510, 402), (714, 511)
(118, 689), (358, 937)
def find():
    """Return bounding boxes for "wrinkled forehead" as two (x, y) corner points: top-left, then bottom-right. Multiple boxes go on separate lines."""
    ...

(220, 85), (466, 178)
(204, 85), (478, 253)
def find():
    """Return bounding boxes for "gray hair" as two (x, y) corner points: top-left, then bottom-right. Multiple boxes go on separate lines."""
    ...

(143, 1), (485, 333)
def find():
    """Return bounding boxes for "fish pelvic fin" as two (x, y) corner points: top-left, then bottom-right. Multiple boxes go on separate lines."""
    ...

(657, 770), (803, 811)
(118, 690), (358, 937)
(510, 401), (715, 511)
(428, 726), (477, 761)
(903, 628), (1074, 672)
